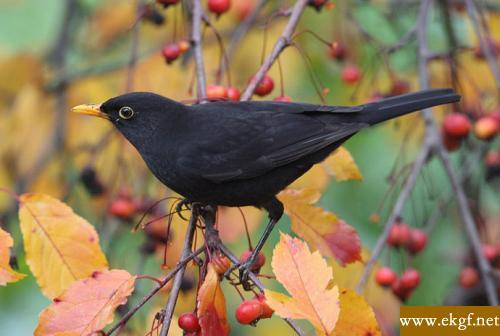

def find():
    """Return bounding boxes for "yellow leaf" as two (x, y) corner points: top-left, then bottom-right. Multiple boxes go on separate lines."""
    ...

(323, 147), (362, 181)
(278, 189), (362, 265)
(18, 193), (108, 299)
(197, 263), (230, 336)
(265, 233), (339, 335)
(0, 227), (25, 285)
(35, 269), (135, 336)
(331, 289), (381, 336)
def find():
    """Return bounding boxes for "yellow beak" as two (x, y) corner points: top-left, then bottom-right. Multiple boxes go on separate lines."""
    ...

(72, 104), (109, 120)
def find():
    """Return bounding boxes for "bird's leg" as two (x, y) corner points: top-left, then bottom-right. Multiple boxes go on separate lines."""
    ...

(238, 197), (284, 290)
(199, 205), (221, 250)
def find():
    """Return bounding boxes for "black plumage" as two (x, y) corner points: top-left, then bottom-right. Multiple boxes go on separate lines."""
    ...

(73, 88), (460, 281)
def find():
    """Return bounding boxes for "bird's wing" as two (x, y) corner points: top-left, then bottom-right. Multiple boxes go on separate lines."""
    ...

(177, 107), (367, 183)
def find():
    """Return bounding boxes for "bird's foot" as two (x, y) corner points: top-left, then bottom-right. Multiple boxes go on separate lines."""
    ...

(224, 260), (254, 290)
(175, 198), (191, 220)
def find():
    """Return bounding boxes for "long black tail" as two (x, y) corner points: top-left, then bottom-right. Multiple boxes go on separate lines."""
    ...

(361, 88), (460, 125)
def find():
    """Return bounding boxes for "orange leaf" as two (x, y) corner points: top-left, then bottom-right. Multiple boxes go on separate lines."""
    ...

(0, 227), (25, 285)
(323, 147), (362, 181)
(18, 193), (108, 298)
(332, 289), (381, 336)
(197, 263), (230, 336)
(278, 189), (362, 265)
(35, 269), (135, 336)
(265, 233), (339, 336)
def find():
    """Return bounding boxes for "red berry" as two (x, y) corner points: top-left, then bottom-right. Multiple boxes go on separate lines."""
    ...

(234, 0), (254, 21)
(178, 312), (200, 332)
(375, 267), (397, 287)
(255, 294), (274, 319)
(235, 299), (263, 324)
(178, 40), (190, 54)
(253, 75), (274, 96)
(392, 279), (413, 301)
(227, 87), (241, 101)
(162, 43), (181, 64)
(341, 64), (361, 84)
(406, 229), (427, 255)
(240, 250), (266, 273)
(390, 79), (410, 95)
(482, 244), (497, 262)
(206, 84), (228, 100)
(109, 198), (137, 219)
(212, 254), (231, 275)
(386, 221), (411, 247)
(208, 0), (231, 15)
(442, 113), (471, 139)
(485, 151), (500, 166)
(329, 42), (346, 61)
(474, 116), (498, 141)
(400, 268), (420, 290)
(459, 267), (479, 288)
(273, 95), (292, 102)
(308, 0), (328, 11)
(144, 221), (169, 243)
(442, 133), (461, 151)
(157, 0), (180, 6)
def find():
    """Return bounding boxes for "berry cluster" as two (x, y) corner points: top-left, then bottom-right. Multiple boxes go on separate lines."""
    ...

(236, 294), (274, 325)
(459, 244), (498, 289)
(442, 111), (499, 151)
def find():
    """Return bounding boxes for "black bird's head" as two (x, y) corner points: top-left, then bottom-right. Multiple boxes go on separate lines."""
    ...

(72, 92), (184, 147)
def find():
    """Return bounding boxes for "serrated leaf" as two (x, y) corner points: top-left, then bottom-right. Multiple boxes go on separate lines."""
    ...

(0, 227), (25, 285)
(18, 193), (108, 299)
(35, 269), (135, 336)
(332, 289), (381, 336)
(323, 147), (362, 181)
(265, 233), (339, 336)
(197, 263), (230, 336)
(278, 189), (362, 265)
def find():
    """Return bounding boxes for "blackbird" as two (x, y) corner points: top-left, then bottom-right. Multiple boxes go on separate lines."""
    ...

(73, 88), (459, 281)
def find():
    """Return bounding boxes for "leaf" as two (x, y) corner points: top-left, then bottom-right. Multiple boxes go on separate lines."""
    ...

(265, 233), (340, 336)
(278, 189), (362, 265)
(35, 269), (135, 336)
(332, 289), (381, 336)
(0, 227), (25, 285)
(18, 193), (108, 298)
(197, 263), (230, 336)
(323, 147), (362, 181)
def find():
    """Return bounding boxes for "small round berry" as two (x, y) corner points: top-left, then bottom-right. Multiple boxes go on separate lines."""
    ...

(144, 221), (169, 243)
(390, 79), (410, 95)
(208, 0), (231, 15)
(442, 113), (471, 139)
(400, 268), (420, 290)
(386, 221), (411, 247)
(341, 64), (361, 84)
(227, 87), (241, 101)
(392, 279), (413, 301)
(329, 42), (346, 61)
(406, 228), (427, 255)
(255, 294), (274, 319)
(474, 116), (498, 141)
(459, 267), (479, 288)
(235, 299), (263, 324)
(308, 0), (328, 11)
(240, 250), (266, 273)
(178, 40), (190, 54)
(110, 198), (137, 219)
(375, 266), (397, 287)
(234, 0), (254, 21)
(482, 244), (497, 262)
(273, 95), (292, 102)
(212, 254), (231, 275)
(442, 133), (461, 151)
(162, 43), (181, 64)
(253, 75), (274, 96)
(206, 84), (228, 100)
(178, 312), (201, 332)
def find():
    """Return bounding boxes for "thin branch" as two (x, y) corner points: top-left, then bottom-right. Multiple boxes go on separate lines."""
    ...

(105, 246), (204, 335)
(159, 206), (199, 336)
(240, 0), (309, 101)
(356, 143), (431, 293)
(416, 0), (498, 305)
(219, 0), (269, 77)
(465, 0), (500, 89)
(218, 244), (306, 336)
(191, 0), (207, 101)
(125, 1), (143, 93)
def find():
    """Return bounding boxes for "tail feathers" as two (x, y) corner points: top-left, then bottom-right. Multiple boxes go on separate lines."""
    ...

(362, 88), (460, 125)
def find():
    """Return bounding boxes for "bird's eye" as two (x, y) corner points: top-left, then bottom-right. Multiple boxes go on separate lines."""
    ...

(118, 106), (135, 119)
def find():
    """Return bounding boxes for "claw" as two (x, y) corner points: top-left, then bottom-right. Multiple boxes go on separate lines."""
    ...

(175, 199), (190, 220)
(238, 261), (254, 290)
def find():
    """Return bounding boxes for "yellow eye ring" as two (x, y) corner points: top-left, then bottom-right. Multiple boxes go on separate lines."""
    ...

(119, 106), (134, 119)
